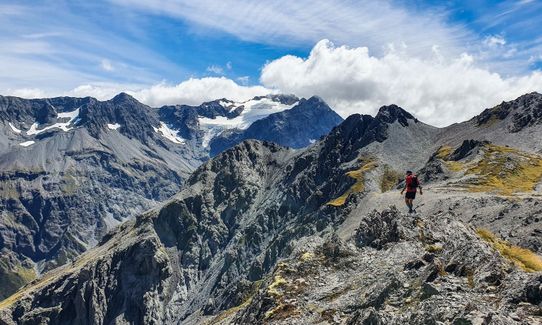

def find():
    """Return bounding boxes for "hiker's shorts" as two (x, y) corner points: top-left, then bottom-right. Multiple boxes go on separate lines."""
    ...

(405, 191), (416, 199)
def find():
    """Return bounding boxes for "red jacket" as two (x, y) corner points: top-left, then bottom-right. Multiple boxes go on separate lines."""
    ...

(405, 175), (419, 193)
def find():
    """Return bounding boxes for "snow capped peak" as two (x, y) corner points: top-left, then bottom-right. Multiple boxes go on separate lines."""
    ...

(198, 95), (300, 148)
(200, 96), (299, 129)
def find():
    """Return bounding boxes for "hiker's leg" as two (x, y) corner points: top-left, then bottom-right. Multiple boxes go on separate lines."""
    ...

(406, 198), (413, 212)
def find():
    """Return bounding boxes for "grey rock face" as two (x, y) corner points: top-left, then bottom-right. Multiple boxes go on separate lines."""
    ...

(448, 139), (489, 161)
(0, 123), (398, 324)
(234, 208), (541, 324)
(375, 104), (417, 127)
(439, 92), (542, 151)
(355, 207), (401, 249)
(0, 93), (202, 300)
(0, 93), (340, 299)
(158, 105), (200, 141)
(475, 92), (542, 133)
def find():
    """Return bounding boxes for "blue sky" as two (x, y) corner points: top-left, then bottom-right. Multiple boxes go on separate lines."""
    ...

(1, 0), (542, 125)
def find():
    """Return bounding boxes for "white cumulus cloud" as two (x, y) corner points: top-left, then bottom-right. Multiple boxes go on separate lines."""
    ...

(7, 40), (542, 128)
(131, 77), (271, 106)
(260, 40), (542, 127)
(64, 77), (272, 107)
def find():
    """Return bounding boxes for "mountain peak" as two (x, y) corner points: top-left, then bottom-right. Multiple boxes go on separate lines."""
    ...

(516, 91), (542, 101)
(110, 92), (138, 104)
(306, 95), (325, 104)
(376, 104), (417, 127)
(295, 95), (329, 109)
(475, 91), (542, 131)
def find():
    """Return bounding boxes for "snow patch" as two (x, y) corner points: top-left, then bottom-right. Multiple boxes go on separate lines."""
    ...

(199, 97), (298, 147)
(107, 123), (121, 130)
(8, 122), (22, 134)
(201, 97), (297, 130)
(201, 126), (223, 148)
(26, 108), (80, 135)
(153, 122), (185, 144)
(57, 109), (79, 120)
(19, 141), (35, 147)
(309, 139), (316, 144)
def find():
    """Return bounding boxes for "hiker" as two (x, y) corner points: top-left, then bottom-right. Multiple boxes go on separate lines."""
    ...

(400, 170), (422, 213)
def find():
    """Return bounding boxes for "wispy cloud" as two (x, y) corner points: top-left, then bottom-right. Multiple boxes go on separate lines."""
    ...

(0, 1), (185, 93)
(110, 0), (472, 58)
(206, 65), (224, 75)
(100, 59), (115, 72)
(109, 0), (542, 76)
(468, 0), (542, 73)
(483, 35), (506, 47)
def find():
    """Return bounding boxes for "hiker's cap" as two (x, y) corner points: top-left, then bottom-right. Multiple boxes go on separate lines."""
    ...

(406, 170), (413, 175)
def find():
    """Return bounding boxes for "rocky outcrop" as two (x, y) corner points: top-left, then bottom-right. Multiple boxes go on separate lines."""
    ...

(355, 207), (401, 249)
(476, 92), (542, 133)
(375, 104), (418, 127)
(449, 139), (489, 161)
(233, 207), (542, 324)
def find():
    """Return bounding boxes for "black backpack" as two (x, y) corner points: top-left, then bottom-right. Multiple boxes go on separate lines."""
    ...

(410, 176), (419, 188)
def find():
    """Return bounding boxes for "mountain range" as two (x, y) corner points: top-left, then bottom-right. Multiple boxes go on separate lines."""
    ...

(1, 92), (542, 324)
(0, 93), (342, 300)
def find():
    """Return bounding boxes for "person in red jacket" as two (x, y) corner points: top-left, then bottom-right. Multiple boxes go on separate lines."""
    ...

(400, 170), (422, 213)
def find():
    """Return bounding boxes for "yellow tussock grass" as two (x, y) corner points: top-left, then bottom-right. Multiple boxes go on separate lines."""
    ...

(466, 145), (542, 196)
(477, 228), (542, 272)
(327, 159), (377, 207)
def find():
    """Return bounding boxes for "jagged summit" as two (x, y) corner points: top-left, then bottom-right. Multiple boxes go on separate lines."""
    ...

(515, 91), (542, 102)
(109, 92), (139, 105)
(301, 95), (326, 105)
(475, 92), (542, 128)
(376, 104), (417, 127)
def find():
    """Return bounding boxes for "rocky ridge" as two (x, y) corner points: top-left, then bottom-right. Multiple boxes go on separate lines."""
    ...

(0, 93), (342, 299)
